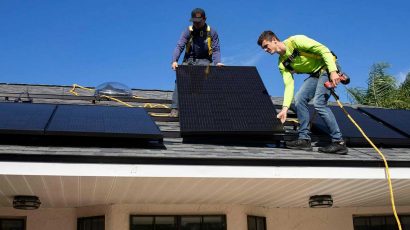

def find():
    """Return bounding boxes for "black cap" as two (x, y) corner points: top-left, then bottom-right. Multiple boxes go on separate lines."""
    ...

(190, 8), (206, 22)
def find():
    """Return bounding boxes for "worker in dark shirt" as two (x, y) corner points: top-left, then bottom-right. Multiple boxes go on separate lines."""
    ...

(170, 8), (223, 116)
(171, 8), (223, 69)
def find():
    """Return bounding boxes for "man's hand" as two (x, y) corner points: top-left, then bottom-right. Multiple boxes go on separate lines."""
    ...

(216, 63), (224, 67)
(330, 71), (341, 87)
(277, 107), (288, 124)
(171, 62), (178, 71)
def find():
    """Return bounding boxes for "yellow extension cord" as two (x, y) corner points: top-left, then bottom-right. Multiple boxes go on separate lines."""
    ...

(70, 84), (401, 228)
(69, 84), (171, 117)
(334, 99), (402, 230)
(282, 99), (400, 229)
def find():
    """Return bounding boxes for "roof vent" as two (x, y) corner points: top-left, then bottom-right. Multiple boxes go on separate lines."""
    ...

(309, 195), (333, 208)
(95, 82), (133, 97)
(13, 195), (41, 210)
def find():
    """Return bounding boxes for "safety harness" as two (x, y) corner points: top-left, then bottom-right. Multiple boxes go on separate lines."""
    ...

(185, 25), (213, 57)
(282, 41), (337, 77)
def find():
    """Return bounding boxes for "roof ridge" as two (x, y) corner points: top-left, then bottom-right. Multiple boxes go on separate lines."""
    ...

(0, 82), (173, 93)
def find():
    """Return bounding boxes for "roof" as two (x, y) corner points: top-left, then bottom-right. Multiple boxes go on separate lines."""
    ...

(0, 82), (410, 168)
(1, 83), (410, 209)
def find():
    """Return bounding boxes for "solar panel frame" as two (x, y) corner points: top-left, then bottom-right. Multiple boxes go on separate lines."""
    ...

(176, 65), (283, 138)
(358, 107), (410, 137)
(0, 102), (56, 135)
(45, 104), (163, 140)
(309, 105), (410, 146)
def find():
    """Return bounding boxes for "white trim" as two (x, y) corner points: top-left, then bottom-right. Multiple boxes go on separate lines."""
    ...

(0, 162), (410, 179)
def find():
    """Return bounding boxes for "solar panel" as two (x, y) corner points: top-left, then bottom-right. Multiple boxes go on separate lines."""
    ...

(176, 66), (283, 138)
(0, 102), (56, 135)
(309, 105), (410, 146)
(46, 104), (162, 141)
(358, 107), (410, 137)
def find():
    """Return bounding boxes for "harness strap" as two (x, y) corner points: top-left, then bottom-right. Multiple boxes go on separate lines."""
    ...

(206, 25), (212, 56)
(186, 26), (194, 54)
(185, 25), (212, 57)
(282, 48), (337, 75)
(282, 49), (300, 72)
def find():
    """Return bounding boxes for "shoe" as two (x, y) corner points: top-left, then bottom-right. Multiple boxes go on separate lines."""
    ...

(318, 141), (348, 155)
(170, 109), (179, 117)
(285, 139), (313, 151)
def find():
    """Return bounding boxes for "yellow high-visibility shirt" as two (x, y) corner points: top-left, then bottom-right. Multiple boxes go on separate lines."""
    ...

(278, 35), (337, 107)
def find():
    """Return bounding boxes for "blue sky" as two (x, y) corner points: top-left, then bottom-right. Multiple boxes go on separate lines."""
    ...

(1, 0), (409, 102)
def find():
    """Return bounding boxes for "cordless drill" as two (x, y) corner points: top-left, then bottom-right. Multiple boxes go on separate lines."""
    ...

(324, 72), (350, 89)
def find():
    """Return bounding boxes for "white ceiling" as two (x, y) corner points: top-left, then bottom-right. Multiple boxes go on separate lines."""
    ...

(1, 174), (410, 209)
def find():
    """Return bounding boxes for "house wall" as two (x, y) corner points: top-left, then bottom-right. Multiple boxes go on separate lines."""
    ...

(0, 207), (76, 230)
(263, 206), (410, 230)
(1, 204), (410, 230)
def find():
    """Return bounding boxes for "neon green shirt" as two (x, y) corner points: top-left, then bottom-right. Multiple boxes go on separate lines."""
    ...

(278, 35), (337, 107)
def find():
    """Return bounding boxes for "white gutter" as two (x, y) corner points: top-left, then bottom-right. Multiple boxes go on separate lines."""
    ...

(1, 162), (410, 179)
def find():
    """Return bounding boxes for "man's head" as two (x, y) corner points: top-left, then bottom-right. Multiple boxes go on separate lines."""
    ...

(257, 31), (282, 55)
(190, 8), (206, 29)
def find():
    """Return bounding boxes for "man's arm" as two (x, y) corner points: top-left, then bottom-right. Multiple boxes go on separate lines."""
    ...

(171, 29), (190, 70)
(280, 66), (295, 108)
(277, 66), (294, 123)
(210, 29), (222, 65)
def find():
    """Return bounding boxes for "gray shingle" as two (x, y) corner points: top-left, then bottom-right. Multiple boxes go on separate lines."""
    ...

(0, 83), (409, 165)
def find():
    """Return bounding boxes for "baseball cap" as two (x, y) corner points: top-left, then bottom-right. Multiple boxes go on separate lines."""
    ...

(190, 8), (206, 22)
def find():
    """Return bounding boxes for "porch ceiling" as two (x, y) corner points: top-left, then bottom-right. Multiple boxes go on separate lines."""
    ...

(1, 174), (410, 209)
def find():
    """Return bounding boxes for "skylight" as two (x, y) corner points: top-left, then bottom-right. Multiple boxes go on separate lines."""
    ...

(95, 82), (133, 97)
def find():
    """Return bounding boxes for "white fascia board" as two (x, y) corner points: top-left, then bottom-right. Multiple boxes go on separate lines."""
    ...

(0, 162), (410, 179)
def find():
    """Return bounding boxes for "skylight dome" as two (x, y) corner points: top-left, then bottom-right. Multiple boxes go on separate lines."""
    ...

(95, 82), (133, 97)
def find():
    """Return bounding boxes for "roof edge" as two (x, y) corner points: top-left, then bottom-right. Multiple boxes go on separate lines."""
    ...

(0, 153), (409, 168)
(1, 161), (410, 179)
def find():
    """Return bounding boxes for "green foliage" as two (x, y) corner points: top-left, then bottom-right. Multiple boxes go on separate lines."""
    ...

(346, 63), (410, 109)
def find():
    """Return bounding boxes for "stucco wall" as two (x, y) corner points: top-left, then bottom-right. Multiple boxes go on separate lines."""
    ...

(250, 206), (410, 230)
(90, 204), (410, 230)
(0, 207), (76, 230)
(1, 205), (410, 230)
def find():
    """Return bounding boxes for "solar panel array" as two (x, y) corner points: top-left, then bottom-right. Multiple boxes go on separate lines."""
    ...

(0, 102), (163, 144)
(176, 66), (283, 139)
(0, 103), (56, 135)
(358, 107), (410, 137)
(47, 105), (162, 139)
(309, 105), (410, 146)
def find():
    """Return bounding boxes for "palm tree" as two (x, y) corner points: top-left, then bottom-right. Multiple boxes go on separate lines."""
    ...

(397, 72), (410, 107)
(346, 63), (410, 109)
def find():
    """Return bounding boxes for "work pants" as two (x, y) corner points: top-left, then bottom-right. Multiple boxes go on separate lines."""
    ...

(295, 70), (343, 142)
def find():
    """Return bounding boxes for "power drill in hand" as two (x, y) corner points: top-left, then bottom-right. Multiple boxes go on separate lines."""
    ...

(324, 72), (350, 89)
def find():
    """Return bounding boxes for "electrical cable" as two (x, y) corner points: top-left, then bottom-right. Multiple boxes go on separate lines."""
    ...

(329, 89), (402, 230)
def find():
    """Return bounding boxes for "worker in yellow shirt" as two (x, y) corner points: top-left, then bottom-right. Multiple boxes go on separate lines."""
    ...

(257, 31), (348, 154)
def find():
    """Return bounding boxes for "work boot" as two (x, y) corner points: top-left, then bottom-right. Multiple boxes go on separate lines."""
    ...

(285, 139), (313, 151)
(318, 141), (348, 155)
(170, 109), (179, 117)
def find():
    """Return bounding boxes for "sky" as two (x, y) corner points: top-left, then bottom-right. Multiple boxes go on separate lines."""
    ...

(1, 0), (409, 103)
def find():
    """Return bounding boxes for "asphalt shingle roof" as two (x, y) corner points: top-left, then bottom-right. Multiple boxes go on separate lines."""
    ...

(0, 83), (409, 167)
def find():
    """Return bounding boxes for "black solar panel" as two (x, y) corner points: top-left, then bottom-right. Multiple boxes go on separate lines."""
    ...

(46, 104), (162, 140)
(0, 102), (56, 135)
(358, 107), (410, 137)
(177, 66), (268, 94)
(176, 66), (283, 138)
(309, 106), (410, 146)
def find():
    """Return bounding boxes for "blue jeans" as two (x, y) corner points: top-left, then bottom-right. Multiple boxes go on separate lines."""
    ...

(171, 58), (212, 109)
(295, 72), (343, 142)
